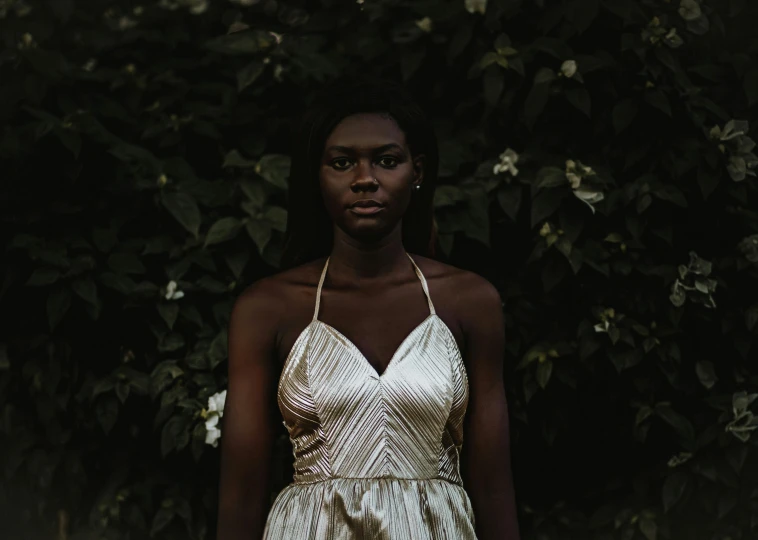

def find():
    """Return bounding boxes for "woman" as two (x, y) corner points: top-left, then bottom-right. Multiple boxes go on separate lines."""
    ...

(217, 75), (520, 540)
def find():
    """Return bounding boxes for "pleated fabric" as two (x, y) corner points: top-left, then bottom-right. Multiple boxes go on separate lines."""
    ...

(264, 253), (476, 539)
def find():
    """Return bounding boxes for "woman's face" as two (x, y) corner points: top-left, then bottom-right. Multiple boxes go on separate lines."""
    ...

(319, 112), (425, 243)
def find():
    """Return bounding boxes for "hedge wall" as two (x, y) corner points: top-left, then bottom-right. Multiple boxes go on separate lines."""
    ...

(1, 0), (758, 539)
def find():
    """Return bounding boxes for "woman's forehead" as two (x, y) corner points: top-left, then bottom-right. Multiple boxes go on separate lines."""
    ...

(325, 113), (406, 148)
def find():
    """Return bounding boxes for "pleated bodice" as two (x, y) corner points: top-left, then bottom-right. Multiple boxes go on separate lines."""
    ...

(263, 253), (476, 539)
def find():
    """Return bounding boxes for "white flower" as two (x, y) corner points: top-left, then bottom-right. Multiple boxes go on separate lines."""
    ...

(667, 452), (693, 468)
(205, 415), (221, 447)
(117, 16), (138, 30)
(711, 119), (749, 141)
(593, 320), (610, 333)
(416, 17), (433, 33)
(187, 0), (208, 14)
(165, 280), (185, 300)
(204, 390), (227, 447)
(158, 0), (180, 10)
(493, 148), (519, 176)
(464, 0), (487, 15)
(565, 159), (602, 213)
(573, 188), (604, 214)
(679, 0), (702, 21)
(208, 389), (227, 415)
(560, 60), (577, 78)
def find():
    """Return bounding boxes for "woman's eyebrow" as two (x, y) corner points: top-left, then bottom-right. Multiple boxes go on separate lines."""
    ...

(325, 143), (404, 154)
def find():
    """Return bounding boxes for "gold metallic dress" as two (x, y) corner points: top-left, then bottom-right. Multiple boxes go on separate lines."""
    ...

(263, 253), (477, 539)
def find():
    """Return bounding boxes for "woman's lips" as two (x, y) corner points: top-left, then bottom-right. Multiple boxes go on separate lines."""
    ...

(349, 206), (385, 215)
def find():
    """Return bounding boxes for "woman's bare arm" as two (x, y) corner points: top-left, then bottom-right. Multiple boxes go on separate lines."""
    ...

(459, 274), (521, 540)
(216, 279), (281, 540)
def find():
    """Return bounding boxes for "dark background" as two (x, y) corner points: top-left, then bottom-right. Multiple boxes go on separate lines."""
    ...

(1, 0), (757, 538)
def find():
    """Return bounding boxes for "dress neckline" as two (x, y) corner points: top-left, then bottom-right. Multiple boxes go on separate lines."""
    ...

(311, 252), (437, 379)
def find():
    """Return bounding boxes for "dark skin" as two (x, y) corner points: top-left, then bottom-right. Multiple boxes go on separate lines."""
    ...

(217, 113), (521, 540)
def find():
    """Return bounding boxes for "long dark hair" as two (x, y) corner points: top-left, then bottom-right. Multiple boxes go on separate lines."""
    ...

(280, 75), (439, 270)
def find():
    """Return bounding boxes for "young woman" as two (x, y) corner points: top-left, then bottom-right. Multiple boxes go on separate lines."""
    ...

(216, 75), (520, 540)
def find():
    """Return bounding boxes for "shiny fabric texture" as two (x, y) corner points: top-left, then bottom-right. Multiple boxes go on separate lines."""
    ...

(263, 253), (476, 539)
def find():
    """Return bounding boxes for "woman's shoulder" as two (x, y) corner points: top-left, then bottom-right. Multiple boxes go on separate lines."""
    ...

(232, 257), (327, 317)
(410, 254), (499, 296)
(409, 253), (502, 327)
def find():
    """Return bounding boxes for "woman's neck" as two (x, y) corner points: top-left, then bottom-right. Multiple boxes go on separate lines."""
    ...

(328, 224), (410, 282)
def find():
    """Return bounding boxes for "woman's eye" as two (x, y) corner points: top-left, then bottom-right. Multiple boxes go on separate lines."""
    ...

(379, 156), (398, 168)
(330, 156), (399, 170)
(332, 158), (351, 169)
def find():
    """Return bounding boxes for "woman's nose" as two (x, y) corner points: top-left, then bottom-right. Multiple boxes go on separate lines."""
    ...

(350, 161), (378, 192)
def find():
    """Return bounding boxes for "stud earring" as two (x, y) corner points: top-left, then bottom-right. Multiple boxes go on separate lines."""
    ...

(414, 185), (421, 191)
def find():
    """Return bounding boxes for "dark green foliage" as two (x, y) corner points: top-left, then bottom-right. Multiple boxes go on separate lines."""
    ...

(1, 0), (758, 539)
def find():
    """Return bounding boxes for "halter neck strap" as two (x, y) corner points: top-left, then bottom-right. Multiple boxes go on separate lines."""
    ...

(312, 252), (436, 322)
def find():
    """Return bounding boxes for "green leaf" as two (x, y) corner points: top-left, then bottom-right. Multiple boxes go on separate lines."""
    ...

(99, 272), (137, 295)
(434, 185), (466, 208)
(743, 68), (758, 107)
(746, 304), (758, 331)
(158, 333), (186, 353)
(71, 277), (98, 306)
(115, 381), (130, 404)
(93, 228), (118, 253)
(542, 259), (567, 292)
(496, 183), (522, 221)
(535, 359), (553, 389)
(237, 61), (265, 92)
(107, 253), (147, 275)
(158, 303), (180, 330)
(483, 66), (504, 107)
(662, 471), (689, 512)
(656, 404), (695, 446)
(95, 395), (119, 434)
(645, 90), (672, 117)
(55, 129), (81, 159)
(479, 52), (500, 69)
(612, 99), (638, 134)
(208, 330), (228, 370)
(531, 188), (567, 228)
(608, 348), (642, 373)
(150, 508), (175, 537)
(0, 345), (9, 371)
(257, 154), (291, 189)
(205, 30), (276, 55)
(246, 220), (272, 254)
(47, 288), (72, 331)
(639, 517), (657, 540)
(536, 166), (567, 189)
(652, 184), (687, 207)
(223, 150), (257, 169)
(225, 250), (250, 280)
(204, 217), (241, 248)
(695, 360), (718, 389)
(91, 377), (116, 400)
(27, 268), (60, 286)
(240, 179), (267, 208)
(524, 80), (551, 131)
(263, 206), (288, 232)
(401, 45), (426, 82)
(192, 423), (207, 462)
(697, 167), (719, 200)
(161, 191), (201, 238)
(565, 87), (591, 117)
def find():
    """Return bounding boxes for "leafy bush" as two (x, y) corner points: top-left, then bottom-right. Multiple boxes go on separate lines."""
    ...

(1, 0), (757, 539)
